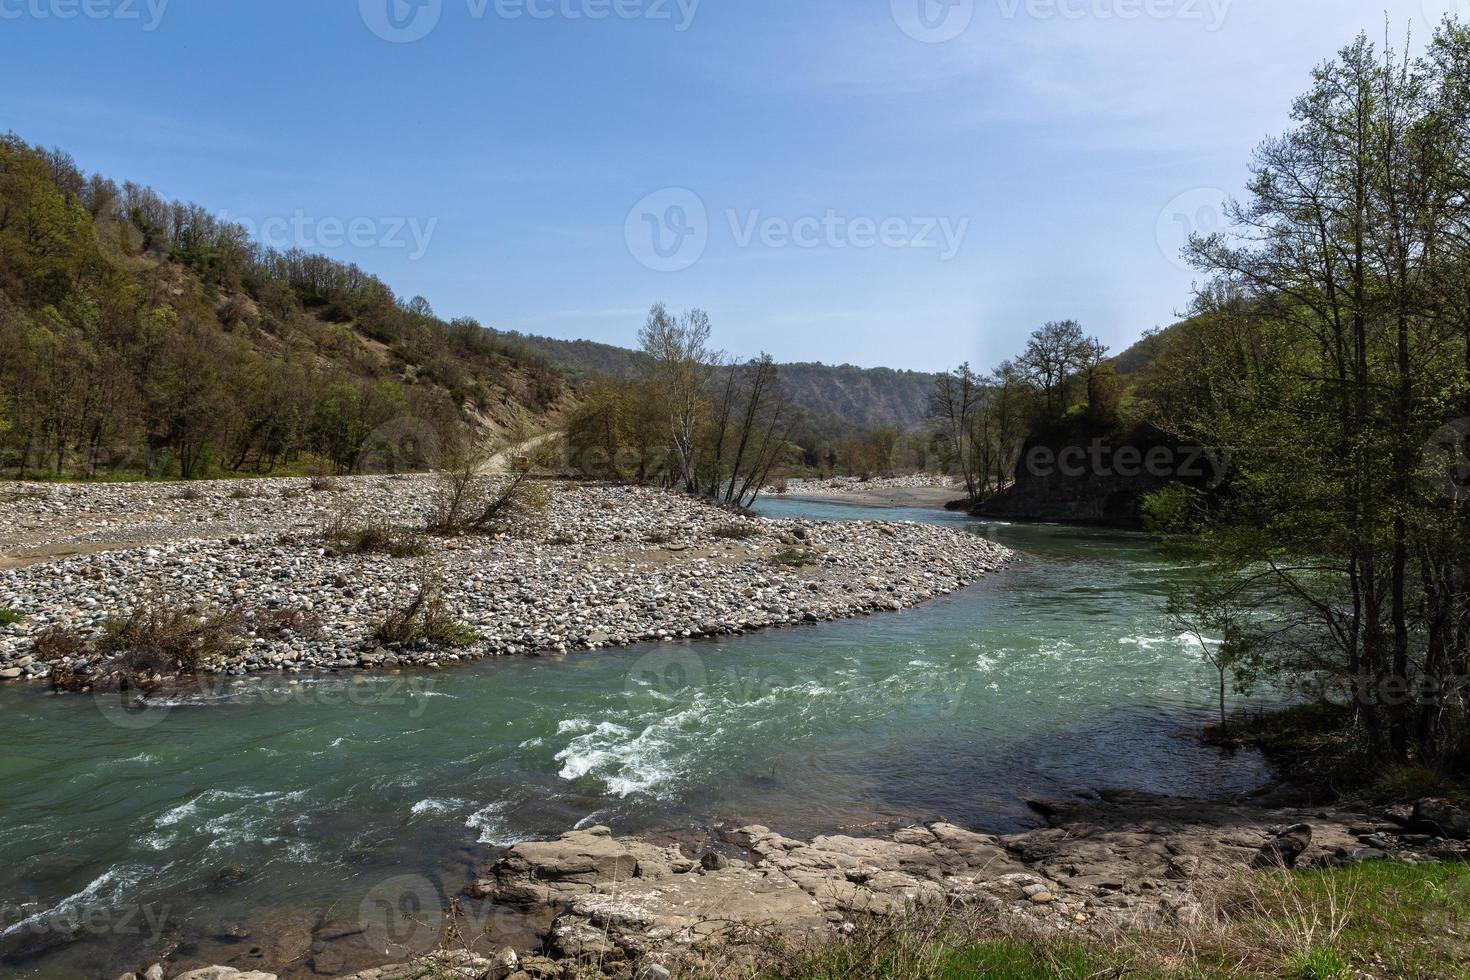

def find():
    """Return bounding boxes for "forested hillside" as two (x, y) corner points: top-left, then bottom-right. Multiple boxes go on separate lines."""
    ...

(0, 134), (571, 480)
(509, 331), (938, 431)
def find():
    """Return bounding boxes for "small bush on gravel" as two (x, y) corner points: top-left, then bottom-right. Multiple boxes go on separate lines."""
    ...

(0, 608), (21, 629)
(99, 601), (245, 676)
(428, 468), (549, 537)
(325, 514), (429, 558)
(713, 523), (760, 540)
(644, 529), (676, 545)
(310, 475), (343, 492)
(771, 548), (816, 568)
(247, 607), (323, 640)
(31, 625), (88, 661)
(373, 570), (478, 649)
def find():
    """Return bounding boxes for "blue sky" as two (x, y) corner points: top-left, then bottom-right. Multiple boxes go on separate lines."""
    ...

(1, 0), (1461, 370)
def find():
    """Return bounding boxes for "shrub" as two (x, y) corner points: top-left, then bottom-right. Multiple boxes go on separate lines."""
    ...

(247, 607), (323, 640)
(99, 601), (244, 675)
(427, 468), (549, 537)
(771, 547), (817, 568)
(712, 522), (761, 541)
(32, 625), (88, 661)
(0, 608), (22, 630)
(310, 475), (343, 492)
(373, 570), (478, 649)
(325, 514), (429, 558)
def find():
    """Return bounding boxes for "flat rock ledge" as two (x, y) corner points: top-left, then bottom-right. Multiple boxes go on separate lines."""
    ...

(449, 790), (1465, 977)
(121, 793), (1469, 980)
(0, 477), (1011, 684)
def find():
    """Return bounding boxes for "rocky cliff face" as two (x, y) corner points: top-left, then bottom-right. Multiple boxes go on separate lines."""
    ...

(975, 425), (1226, 529)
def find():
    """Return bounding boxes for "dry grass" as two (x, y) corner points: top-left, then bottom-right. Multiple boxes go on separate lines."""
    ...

(31, 624), (88, 661)
(324, 512), (429, 558)
(678, 863), (1470, 980)
(246, 606), (323, 640)
(712, 522), (761, 541)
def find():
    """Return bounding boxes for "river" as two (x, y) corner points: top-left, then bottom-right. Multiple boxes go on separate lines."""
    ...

(0, 498), (1269, 977)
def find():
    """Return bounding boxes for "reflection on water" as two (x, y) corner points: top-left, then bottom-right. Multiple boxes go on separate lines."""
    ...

(0, 498), (1268, 976)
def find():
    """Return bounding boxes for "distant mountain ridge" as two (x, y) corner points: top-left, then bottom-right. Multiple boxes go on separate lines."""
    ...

(503, 331), (939, 432)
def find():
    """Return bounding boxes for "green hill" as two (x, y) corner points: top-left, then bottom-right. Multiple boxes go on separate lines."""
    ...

(0, 134), (572, 479)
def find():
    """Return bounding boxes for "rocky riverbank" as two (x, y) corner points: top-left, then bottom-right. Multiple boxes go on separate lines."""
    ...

(136, 792), (1469, 980)
(0, 477), (1011, 684)
(775, 475), (962, 511)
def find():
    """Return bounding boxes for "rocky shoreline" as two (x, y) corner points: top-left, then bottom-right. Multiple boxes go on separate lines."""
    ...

(132, 792), (1469, 980)
(0, 477), (1011, 684)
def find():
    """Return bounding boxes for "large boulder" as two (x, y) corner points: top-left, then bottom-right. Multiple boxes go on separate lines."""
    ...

(1251, 824), (1313, 870)
(472, 826), (693, 909)
(1410, 799), (1470, 841)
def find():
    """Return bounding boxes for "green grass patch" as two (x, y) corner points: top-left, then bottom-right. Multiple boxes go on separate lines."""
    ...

(703, 862), (1470, 980)
(0, 609), (22, 630)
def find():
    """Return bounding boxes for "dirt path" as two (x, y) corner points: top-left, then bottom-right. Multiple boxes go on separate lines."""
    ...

(482, 431), (562, 474)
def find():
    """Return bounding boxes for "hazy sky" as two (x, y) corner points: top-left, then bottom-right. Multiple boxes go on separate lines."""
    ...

(1, 0), (1462, 370)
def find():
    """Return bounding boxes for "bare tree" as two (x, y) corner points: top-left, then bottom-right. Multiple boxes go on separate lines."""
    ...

(639, 304), (714, 493)
(929, 363), (983, 501)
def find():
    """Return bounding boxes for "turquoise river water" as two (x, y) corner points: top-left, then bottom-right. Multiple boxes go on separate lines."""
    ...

(0, 498), (1270, 977)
